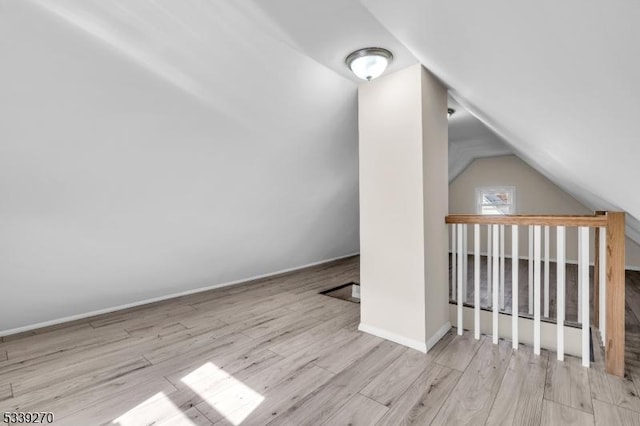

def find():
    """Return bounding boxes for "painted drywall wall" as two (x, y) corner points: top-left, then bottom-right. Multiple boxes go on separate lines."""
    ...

(628, 236), (640, 270)
(0, 2), (359, 333)
(359, 64), (449, 351)
(420, 67), (450, 343)
(449, 155), (640, 268)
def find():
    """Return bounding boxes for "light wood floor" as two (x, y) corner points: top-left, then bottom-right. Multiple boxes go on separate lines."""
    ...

(1, 256), (640, 425)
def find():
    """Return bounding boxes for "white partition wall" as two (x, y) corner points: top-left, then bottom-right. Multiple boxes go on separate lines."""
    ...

(358, 64), (449, 352)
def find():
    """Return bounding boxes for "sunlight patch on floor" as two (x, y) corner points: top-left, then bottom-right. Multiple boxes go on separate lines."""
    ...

(112, 392), (195, 426)
(181, 362), (264, 425)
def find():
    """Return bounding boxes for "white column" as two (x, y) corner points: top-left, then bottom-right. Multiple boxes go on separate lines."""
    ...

(493, 224), (499, 344)
(512, 224), (519, 349)
(358, 64), (449, 353)
(557, 226), (566, 361)
(474, 224), (481, 340)
(580, 226), (590, 367)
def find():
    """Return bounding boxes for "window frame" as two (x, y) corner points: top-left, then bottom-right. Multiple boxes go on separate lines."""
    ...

(475, 186), (516, 215)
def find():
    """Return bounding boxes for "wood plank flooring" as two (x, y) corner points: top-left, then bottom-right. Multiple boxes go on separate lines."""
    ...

(1, 256), (640, 425)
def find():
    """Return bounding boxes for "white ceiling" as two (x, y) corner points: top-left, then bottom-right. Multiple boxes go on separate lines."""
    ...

(362, 0), (640, 242)
(242, 0), (418, 83)
(13, 0), (638, 241)
(23, 0), (497, 178)
(448, 97), (512, 181)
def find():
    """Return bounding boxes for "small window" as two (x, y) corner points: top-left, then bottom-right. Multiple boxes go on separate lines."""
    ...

(475, 186), (516, 215)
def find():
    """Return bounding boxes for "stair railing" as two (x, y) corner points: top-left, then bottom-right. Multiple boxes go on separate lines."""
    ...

(445, 212), (625, 377)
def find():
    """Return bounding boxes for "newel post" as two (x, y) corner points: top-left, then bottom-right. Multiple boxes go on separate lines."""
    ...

(605, 212), (625, 377)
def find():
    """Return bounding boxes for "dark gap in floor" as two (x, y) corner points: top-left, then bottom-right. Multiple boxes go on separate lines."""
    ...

(320, 282), (360, 303)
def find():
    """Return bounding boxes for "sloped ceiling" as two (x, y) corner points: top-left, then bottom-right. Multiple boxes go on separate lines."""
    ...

(448, 97), (511, 182)
(362, 0), (640, 243)
(3, 0), (638, 330)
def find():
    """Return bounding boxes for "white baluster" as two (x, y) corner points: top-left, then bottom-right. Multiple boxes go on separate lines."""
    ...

(457, 224), (463, 335)
(474, 224), (481, 340)
(487, 224), (492, 306)
(534, 225), (542, 355)
(580, 226), (590, 367)
(557, 226), (566, 361)
(493, 224), (500, 344)
(463, 225), (468, 303)
(500, 224), (505, 310)
(529, 225), (533, 315)
(578, 229), (582, 323)
(512, 224), (519, 349)
(452, 224), (456, 302)
(599, 227), (607, 345)
(544, 226), (550, 318)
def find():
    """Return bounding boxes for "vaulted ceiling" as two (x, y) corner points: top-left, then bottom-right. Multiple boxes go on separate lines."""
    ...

(362, 0), (640, 242)
(447, 97), (511, 182)
(12, 0), (640, 239)
(250, 0), (640, 242)
(5, 0), (640, 256)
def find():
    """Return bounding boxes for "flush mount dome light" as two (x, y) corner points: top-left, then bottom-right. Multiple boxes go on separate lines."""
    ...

(345, 47), (393, 81)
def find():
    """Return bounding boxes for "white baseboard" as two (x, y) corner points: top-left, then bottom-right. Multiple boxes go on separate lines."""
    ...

(426, 321), (452, 352)
(0, 252), (360, 338)
(358, 323), (428, 353)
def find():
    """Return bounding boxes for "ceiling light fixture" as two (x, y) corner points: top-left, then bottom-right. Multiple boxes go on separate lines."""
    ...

(345, 47), (393, 81)
(448, 108), (455, 118)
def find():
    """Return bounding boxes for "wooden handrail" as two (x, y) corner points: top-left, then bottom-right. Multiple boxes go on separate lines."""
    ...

(445, 214), (607, 227)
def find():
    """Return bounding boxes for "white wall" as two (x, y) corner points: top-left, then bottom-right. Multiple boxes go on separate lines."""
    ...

(420, 68), (450, 342)
(0, 2), (359, 333)
(449, 155), (640, 268)
(359, 64), (448, 351)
